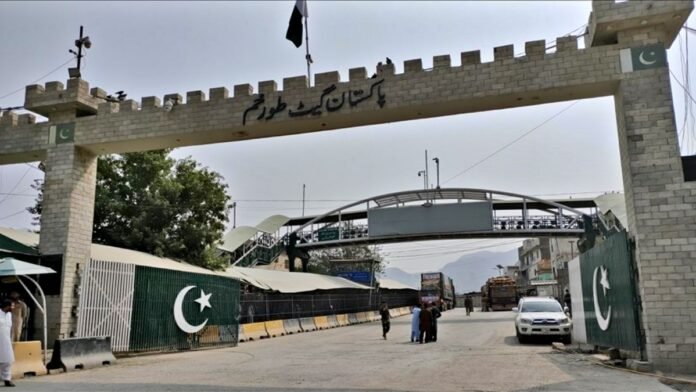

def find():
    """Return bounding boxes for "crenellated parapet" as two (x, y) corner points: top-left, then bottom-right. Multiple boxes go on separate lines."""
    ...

(588, 0), (692, 48)
(24, 78), (104, 118)
(1, 33), (617, 161)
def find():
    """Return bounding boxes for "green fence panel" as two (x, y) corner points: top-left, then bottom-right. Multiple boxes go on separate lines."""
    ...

(129, 266), (240, 352)
(580, 230), (641, 351)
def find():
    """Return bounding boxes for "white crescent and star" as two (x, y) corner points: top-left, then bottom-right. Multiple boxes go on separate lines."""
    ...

(173, 285), (213, 334)
(58, 128), (71, 140)
(592, 265), (612, 331)
(638, 51), (657, 66)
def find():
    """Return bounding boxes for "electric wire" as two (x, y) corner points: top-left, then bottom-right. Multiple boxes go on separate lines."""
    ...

(0, 166), (33, 206)
(0, 56), (76, 101)
(442, 100), (580, 185)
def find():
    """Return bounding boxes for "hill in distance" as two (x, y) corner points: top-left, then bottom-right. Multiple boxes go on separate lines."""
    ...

(383, 249), (518, 293)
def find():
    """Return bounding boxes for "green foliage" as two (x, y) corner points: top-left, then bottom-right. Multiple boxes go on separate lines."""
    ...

(308, 245), (386, 275)
(29, 150), (230, 270)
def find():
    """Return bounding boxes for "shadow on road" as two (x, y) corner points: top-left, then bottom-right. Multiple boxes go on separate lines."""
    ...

(502, 335), (556, 347)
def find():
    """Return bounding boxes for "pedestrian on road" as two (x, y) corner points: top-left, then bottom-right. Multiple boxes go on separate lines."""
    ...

(379, 302), (390, 340)
(430, 302), (442, 342)
(9, 292), (27, 342)
(410, 304), (421, 342)
(0, 299), (15, 387)
(563, 289), (572, 317)
(419, 302), (433, 343)
(464, 295), (473, 316)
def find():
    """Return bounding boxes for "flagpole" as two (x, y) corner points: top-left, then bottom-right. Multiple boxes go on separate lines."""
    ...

(304, 14), (311, 86)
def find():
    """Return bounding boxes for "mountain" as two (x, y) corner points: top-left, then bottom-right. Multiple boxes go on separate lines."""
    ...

(440, 249), (518, 293)
(381, 267), (421, 288)
(382, 249), (519, 294)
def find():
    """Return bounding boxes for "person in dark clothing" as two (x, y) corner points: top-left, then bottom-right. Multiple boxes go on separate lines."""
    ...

(419, 303), (433, 343)
(379, 302), (390, 340)
(563, 289), (572, 317)
(464, 295), (473, 316)
(430, 302), (442, 342)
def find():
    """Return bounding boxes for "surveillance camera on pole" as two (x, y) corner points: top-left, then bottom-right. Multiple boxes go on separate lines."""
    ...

(68, 26), (92, 79)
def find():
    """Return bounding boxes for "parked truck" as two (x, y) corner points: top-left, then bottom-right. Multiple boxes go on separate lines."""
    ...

(420, 272), (455, 310)
(482, 276), (518, 311)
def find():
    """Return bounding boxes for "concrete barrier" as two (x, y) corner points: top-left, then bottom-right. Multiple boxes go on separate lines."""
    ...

(336, 314), (349, 326)
(283, 318), (303, 334)
(389, 308), (399, 318)
(299, 317), (317, 332)
(11, 341), (47, 379)
(47, 337), (115, 373)
(326, 315), (339, 328)
(240, 322), (269, 342)
(237, 324), (247, 342)
(357, 312), (369, 323)
(371, 311), (380, 321)
(265, 320), (287, 338)
(348, 313), (359, 324)
(314, 315), (330, 330)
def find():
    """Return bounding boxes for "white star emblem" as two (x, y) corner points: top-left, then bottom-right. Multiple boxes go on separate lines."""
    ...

(194, 290), (212, 312)
(599, 266), (610, 297)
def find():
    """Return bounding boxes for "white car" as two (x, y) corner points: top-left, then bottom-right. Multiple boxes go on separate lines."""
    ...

(513, 297), (571, 344)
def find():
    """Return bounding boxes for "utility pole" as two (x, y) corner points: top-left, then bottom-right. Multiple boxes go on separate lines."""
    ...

(418, 170), (426, 190)
(302, 184), (306, 217)
(424, 150), (429, 190)
(231, 202), (237, 228)
(433, 157), (440, 189)
(68, 25), (92, 79)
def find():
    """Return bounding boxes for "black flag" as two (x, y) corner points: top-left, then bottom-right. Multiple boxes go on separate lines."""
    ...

(286, 0), (307, 48)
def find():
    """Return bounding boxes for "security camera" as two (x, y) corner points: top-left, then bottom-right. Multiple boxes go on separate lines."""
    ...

(163, 99), (174, 112)
(83, 37), (92, 49)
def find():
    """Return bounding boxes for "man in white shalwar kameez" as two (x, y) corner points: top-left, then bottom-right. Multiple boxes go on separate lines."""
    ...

(0, 299), (15, 387)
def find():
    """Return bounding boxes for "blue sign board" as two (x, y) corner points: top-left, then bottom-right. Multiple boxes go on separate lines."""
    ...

(336, 271), (372, 285)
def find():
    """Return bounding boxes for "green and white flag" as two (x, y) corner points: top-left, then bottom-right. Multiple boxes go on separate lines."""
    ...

(620, 44), (667, 73)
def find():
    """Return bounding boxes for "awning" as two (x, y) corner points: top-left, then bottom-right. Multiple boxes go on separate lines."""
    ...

(225, 266), (371, 293)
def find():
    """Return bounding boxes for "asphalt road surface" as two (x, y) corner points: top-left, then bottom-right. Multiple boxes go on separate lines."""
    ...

(20, 309), (677, 391)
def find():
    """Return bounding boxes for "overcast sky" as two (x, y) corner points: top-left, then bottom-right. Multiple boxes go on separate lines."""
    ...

(1, 1), (694, 273)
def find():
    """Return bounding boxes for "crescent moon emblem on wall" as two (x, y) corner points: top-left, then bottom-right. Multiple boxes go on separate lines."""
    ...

(592, 267), (612, 331)
(173, 285), (209, 333)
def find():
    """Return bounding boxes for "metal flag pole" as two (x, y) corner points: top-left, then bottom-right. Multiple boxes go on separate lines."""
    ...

(304, 8), (312, 85)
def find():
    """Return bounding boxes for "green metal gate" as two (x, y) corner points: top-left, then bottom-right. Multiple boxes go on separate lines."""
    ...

(129, 266), (240, 352)
(580, 230), (642, 351)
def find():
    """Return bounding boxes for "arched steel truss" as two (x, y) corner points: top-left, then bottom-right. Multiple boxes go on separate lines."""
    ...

(290, 188), (605, 250)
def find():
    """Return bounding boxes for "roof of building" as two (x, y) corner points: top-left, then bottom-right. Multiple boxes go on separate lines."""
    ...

(225, 266), (371, 293)
(255, 215), (291, 234)
(218, 226), (258, 253)
(594, 193), (627, 229)
(0, 227), (225, 277)
(378, 277), (418, 290)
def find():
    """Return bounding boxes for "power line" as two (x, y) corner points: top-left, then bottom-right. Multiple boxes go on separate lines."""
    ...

(0, 209), (27, 221)
(670, 69), (696, 106)
(0, 56), (75, 101)
(0, 166), (33, 206)
(442, 100), (580, 185)
(384, 240), (522, 259)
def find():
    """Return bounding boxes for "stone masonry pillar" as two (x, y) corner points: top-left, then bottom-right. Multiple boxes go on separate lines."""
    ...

(22, 78), (100, 343)
(613, 29), (696, 374)
(39, 144), (97, 342)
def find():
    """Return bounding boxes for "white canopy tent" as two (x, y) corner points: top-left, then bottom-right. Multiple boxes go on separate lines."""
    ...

(0, 257), (55, 363)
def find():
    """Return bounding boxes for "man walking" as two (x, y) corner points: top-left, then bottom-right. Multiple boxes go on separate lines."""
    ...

(9, 293), (27, 342)
(379, 302), (390, 340)
(563, 289), (572, 317)
(410, 304), (421, 342)
(464, 295), (473, 316)
(0, 299), (15, 387)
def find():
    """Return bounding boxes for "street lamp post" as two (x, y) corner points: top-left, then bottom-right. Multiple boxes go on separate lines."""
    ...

(231, 202), (237, 228)
(432, 157), (440, 189)
(418, 170), (426, 190)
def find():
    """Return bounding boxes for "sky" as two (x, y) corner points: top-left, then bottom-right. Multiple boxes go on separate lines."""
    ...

(0, 1), (695, 273)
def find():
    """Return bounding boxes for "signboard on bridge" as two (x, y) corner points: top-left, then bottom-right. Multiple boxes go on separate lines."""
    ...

(367, 202), (493, 238)
(335, 271), (373, 285)
(317, 228), (340, 242)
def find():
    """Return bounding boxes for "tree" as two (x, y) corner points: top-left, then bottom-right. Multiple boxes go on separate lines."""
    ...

(308, 245), (386, 275)
(28, 150), (231, 269)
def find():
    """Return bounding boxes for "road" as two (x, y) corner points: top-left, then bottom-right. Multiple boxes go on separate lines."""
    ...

(20, 309), (676, 391)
